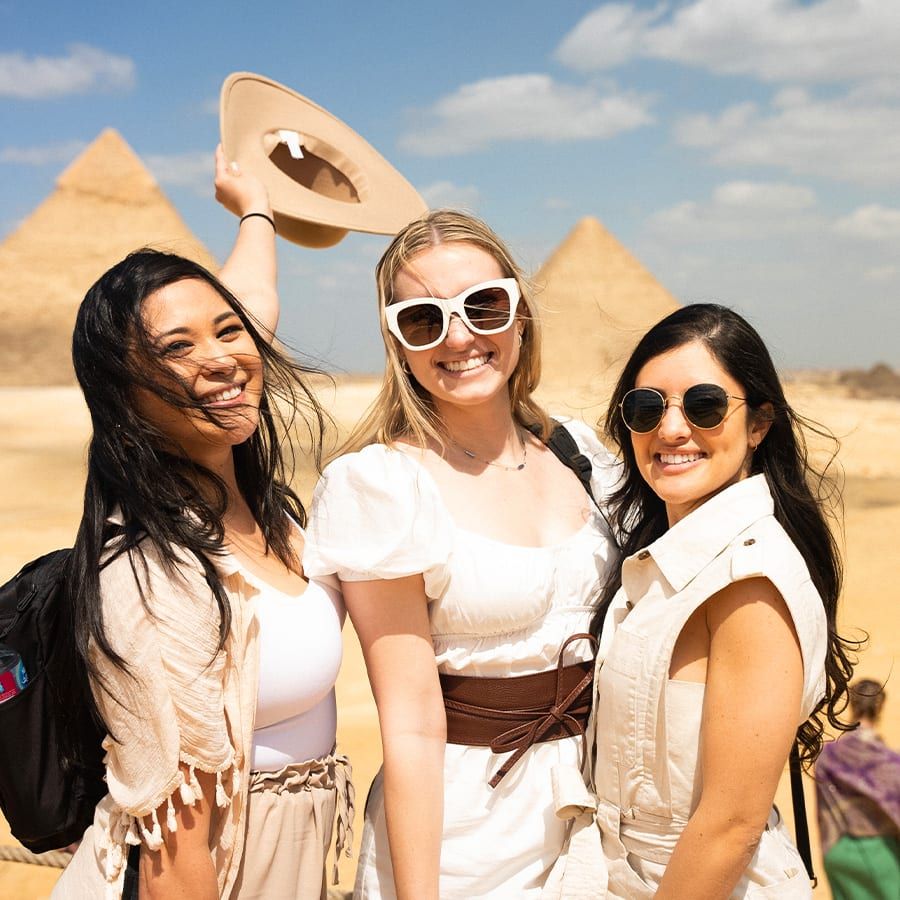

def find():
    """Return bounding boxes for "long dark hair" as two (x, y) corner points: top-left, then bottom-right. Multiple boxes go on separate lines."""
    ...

(591, 303), (857, 764)
(60, 249), (326, 761)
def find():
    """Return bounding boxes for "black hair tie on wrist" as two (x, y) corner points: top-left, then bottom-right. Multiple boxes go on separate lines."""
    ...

(240, 212), (276, 231)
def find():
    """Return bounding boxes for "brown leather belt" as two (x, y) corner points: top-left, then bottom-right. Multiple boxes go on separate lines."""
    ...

(440, 633), (597, 788)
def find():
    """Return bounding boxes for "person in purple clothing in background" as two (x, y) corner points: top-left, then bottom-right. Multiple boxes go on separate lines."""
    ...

(815, 678), (900, 900)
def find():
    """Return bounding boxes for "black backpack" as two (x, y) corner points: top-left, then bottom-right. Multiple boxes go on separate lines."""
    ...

(0, 549), (106, 853)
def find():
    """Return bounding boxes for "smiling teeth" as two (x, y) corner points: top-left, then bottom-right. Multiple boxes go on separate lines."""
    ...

(442, 355), (489, 372)
(660, 452), (703, 465)
(206, 385), (241, 403)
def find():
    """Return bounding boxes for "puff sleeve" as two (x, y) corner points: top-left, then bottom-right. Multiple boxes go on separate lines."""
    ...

(90, 544), (236, 855)
(303, 444), (454, 599)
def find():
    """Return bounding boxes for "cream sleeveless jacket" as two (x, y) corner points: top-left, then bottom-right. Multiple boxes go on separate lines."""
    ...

(546, 475), (828, 899)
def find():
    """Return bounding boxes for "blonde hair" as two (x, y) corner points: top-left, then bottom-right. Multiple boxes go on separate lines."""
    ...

(342, 209), (552, 453)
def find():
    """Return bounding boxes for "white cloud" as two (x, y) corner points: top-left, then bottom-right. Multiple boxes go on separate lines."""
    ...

(711, 181), (815, 211)
(398, 73), (654, 156)
(0, 44), (135, 99)
(0, 140), (86, 166)
(556, 0), (900, 84)
(647, 179), (822, 240)
(834, 205), (900, 241)
(636, 180), (899, 368)
(673, 88), (900, 186)
(555, 3), (665, 72)
(419, 180), (481, 210)
(145, 151), (214, 195)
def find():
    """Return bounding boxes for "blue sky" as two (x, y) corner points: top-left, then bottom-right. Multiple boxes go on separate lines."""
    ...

(2, 0), (898, 373)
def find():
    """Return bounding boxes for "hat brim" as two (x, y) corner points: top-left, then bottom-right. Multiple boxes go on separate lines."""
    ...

(220, 72), (427, 248)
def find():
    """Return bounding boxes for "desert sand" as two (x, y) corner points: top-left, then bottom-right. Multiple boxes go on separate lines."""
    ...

(1, 376), (898, 899)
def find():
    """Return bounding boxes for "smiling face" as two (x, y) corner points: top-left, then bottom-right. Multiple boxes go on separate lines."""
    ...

(133, 278), (264, 464)
(630, 340), (771, 525)
(391, 242), (522, 413)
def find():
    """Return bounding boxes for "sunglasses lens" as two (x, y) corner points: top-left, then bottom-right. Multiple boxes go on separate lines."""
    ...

(395, 302), (445, 347)
(621, 389), (664, 433)
(463, 286), (513, 332)
(683, 384), (730, 428)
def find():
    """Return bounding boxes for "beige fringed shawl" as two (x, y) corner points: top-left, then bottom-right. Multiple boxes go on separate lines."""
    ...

(54, 541), (260, 900)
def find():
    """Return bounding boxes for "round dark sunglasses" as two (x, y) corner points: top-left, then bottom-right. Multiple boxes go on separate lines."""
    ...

(620, 383), (747, 434)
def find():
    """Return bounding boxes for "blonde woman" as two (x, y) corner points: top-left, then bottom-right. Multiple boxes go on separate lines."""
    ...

(303, 211), (620, 899)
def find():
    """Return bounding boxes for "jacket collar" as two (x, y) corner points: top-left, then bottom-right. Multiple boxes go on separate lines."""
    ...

(639, 474), (774, 593)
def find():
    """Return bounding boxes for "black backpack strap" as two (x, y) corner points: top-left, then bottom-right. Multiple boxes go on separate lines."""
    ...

(789, 741), (817, 886)
(534, 421), (621, 550)
(541, 423), (596, 502)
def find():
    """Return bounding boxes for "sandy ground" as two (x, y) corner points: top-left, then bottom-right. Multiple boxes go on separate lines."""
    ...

(1, 378), (897, 899)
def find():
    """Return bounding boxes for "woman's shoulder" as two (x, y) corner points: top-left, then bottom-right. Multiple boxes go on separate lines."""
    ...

(728, 514), (816, 584)
(97, 540), (218, 643)
(712, 512), (827, 656)
(315, 441), (446, 513)
(305, 442), (454, 584)
(550, 415), (622, 493)
(320, 441), (422, 486)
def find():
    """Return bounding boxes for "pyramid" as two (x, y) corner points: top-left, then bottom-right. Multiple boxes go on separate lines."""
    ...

(0, 129), (218, 385)
(534, 217), (679, 406)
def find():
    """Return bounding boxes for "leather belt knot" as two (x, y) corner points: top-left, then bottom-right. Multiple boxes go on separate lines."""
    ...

(440, 632), (598, 788)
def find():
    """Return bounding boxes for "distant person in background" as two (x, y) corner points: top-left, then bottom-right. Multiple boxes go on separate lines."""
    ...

(816, 678), (900, 900)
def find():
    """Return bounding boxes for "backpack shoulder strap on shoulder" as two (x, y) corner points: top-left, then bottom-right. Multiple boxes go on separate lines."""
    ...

(543, 422), (595, 502)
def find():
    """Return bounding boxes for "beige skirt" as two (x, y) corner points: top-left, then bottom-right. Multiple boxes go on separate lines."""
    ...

(231, 751), (354, 900)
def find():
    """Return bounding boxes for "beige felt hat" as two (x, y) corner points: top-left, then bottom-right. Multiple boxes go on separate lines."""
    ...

(220, 72), (427, 248)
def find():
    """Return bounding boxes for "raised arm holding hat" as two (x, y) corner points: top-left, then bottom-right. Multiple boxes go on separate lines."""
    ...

(215, 144), (279, 340)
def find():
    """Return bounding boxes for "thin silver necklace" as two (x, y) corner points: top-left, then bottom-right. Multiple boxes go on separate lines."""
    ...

(451, 429), (527, 471)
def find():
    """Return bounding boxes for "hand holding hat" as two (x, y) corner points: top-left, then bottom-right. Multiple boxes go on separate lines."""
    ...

(220, 72), (427, 249)
(214, 144), (273, 221)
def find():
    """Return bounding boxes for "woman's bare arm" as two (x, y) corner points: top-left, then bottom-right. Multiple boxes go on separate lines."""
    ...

(343, 574), (446, 900)
(214, 144), (279, 340)
(139, 765), (218, 900)
(655, 577), (803, 899)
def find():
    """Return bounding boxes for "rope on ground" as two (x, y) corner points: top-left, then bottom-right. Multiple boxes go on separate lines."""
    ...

(0, 844), (72, 868)
(0, 843), (353, 898)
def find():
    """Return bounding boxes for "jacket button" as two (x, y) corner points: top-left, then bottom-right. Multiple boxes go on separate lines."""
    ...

(744, 538), (756, 546)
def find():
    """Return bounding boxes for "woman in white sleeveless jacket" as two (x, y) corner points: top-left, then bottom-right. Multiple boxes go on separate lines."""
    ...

(549, 304), (855, 899)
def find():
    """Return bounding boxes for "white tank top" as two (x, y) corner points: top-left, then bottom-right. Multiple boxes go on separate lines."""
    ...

(251, 573), (344, 771)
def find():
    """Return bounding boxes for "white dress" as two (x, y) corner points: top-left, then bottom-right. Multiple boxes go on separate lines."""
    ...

(303, 419), (620, 899)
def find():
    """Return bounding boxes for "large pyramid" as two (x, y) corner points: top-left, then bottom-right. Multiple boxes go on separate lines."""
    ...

(534, 217), (679, 407)
(0, 129), (217, 385)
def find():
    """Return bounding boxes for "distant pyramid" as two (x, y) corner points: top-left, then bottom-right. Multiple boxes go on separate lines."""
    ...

(534, 217), (678, 405)
(0, 129), (217, 385)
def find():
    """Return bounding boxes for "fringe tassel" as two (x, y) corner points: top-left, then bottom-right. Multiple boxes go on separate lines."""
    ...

(124, 819), (142, 846)
(140, 808), (164, 850)
(166, 795), (177, 833)
(188, 764), (201, 798)
(215, 770), (228, 808)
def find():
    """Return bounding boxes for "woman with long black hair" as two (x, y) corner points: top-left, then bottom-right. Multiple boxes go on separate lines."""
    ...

(551, 303), (856, 898)
(52, 163), (351, 899)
